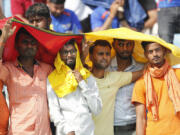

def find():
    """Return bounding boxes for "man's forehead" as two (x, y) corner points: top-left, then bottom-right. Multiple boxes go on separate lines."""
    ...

(18, 33), (36, 40)
(61, 44), (76, 50)
(115, 39), (134, 43)
(146, 43), (164, 50)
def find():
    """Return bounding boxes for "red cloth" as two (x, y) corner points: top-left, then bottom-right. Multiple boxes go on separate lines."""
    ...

(1, 18), (84, 66)
(11, 0), (46, 16)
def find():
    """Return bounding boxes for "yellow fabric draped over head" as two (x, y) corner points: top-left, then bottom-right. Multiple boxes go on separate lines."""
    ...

(48, 43), (91, 98)
(85, 27), (180, 66)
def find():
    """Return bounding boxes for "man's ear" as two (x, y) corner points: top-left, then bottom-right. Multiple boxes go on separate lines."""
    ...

(89, 53), (93, 61)
(144, 51), (148, 59)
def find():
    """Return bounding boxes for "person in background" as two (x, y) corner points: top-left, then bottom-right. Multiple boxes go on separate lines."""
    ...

(25, 3), (51, 30)
(47, 0), (82, 34)
(11, 0), (46, 22)
(64, 0), (93, 32)
(157, 0), (180, 43)
(138, 0), (158, 35)
(89, 39), (143, 135)
(107, 39), (143, 135)
(132, 41), (180, 135)
(90, 0), (147, 32)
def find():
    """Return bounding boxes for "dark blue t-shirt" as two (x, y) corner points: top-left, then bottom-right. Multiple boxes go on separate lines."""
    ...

(51, 9), (82, 34)
(157, 0), (180, 8)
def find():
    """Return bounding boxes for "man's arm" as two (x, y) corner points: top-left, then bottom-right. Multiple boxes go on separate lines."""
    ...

(92, 1), (124, 32)
(134, 102), (146, 135)
(73, 71), (102, 115)
(144, 9), (157, 29)
(131, 69), (143, 82)
(0, 19), (16, 59)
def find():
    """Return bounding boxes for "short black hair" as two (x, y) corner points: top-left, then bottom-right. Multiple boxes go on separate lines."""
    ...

(49, 0), (65, 4)
(89, 40), (111, 54)
(25, 3), (50, 19)
(141, 41), (154, 51)
(113, 38), (135, 44)
(15, 28), (36, 43)
(65, 38), (76, 46)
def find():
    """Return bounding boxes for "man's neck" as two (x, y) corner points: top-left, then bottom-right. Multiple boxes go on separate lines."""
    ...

(91, 67), (105, 79)
(18, 56), (35, 67)
(116, 55), (132, 71)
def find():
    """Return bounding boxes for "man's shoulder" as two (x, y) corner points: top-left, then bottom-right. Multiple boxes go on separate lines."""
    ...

(39, 61), (53, 72)
(92, 6), (107, 15)
(63, 9), (76, 16)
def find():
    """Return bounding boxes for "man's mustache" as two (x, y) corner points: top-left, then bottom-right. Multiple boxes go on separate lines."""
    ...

(152, 56), (160, 60)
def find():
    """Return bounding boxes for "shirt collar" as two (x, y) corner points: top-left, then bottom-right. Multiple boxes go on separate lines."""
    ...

(14, 59), (40, 68)
(110, 56), (138, 71)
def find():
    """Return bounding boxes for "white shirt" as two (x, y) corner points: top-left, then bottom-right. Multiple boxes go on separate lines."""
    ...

(65, 0), (92, 21)
(47, 75), (102, 135)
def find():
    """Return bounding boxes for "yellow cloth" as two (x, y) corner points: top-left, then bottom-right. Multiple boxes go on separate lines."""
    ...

(48, 44), (91, 98)
(93, 71), (132, 135)
(85, 27), (180, 66)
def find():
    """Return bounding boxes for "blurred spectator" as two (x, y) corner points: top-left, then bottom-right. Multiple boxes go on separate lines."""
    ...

(11, 0), (46, 21)
(138, 0), (158, 35)
(65, 0), (93, 32)
(25, 3), (51, 29)
(82, 0), (113, 9)
(157, 0), (180, 43)
(0, 6), (4, 19)
(47, 0), (82, 34)
(0, 0), (12, 17)
(90, 0), (147, 32)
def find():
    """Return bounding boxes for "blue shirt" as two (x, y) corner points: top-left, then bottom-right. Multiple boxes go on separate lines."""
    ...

(51, 9), (82, 34)
(157, 0), (180, 8)
(82, 0), (113, 9)
(107, 57), (143, 126)
(90, 0), (147, 31)
(90, 7), (119, 30)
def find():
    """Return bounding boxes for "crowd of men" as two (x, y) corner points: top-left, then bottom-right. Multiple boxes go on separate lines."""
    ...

(0, 0), (180, 135)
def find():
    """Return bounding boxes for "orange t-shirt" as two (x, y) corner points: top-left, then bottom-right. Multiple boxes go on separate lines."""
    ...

(132, 68), (180, 135)
(0, 81), (9, 135)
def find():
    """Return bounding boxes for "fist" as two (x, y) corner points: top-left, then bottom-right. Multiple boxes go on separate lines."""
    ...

(72, 70), (83, 83)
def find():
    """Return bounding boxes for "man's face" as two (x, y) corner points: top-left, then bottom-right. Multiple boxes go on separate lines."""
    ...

(90, 45), (111, 69)
(16, 33), (39, 58)
(28, 16), (51, 29)
(113, 39), (134, 59)
(144, 43), (166, 67)
(47, 2), (64, 17)
(60, 44), (77, 69)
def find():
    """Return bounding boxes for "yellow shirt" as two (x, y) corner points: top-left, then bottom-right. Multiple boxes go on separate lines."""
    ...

(132, 69), (180, 135)
(94, 71), (132, 135)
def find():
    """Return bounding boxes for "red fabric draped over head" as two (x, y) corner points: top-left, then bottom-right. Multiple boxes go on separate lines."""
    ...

(0, 17), (84, 65)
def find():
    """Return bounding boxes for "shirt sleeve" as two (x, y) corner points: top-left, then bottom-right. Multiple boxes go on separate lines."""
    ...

(110, 71), (132, 89)
(78, 75), (102, 115)
(0, 60), (10, 85)
(90, 7), (107, 30)
(131, 77), (146, 105)
(47, 79), (76, 134)
(71, 11), (82, 30)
